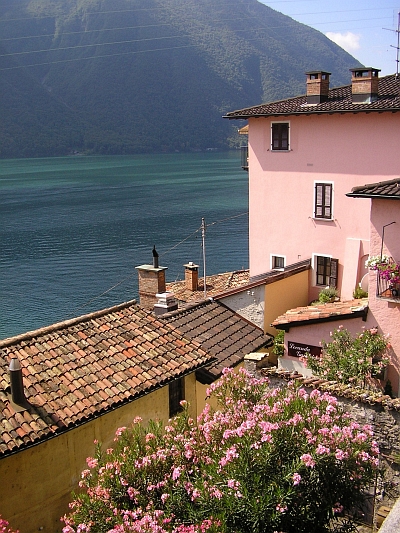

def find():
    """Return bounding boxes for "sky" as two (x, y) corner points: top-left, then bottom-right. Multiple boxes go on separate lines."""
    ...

(260, 0), (400, 76)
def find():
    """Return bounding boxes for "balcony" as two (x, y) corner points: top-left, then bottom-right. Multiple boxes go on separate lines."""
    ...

(240, 145), (248, 171)
(375, 257), (400, 303)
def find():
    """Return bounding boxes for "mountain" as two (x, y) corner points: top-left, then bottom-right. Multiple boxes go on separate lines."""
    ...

(0, 0), (363, 158)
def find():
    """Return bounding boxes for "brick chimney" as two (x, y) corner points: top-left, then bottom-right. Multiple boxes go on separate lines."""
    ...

(184, 262), (199, 291)
(305, 71), (331, 104)
(136, 247), (167, 309)
(350, 67), (380, 103)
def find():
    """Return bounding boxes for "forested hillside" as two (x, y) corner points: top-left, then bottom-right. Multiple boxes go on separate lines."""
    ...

(0, 0), (362, 158)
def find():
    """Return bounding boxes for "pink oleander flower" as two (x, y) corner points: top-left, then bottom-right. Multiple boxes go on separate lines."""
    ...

(300, 453), (316, 468)
(293, 473), (301, 486)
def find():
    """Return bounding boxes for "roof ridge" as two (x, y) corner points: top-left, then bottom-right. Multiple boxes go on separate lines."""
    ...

(0, 299), (138, 349)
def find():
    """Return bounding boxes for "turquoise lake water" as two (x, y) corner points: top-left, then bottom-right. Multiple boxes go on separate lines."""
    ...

(0, 152), (249, 339)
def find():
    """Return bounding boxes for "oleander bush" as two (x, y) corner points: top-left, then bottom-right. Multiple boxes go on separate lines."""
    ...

(63, 368), (381, 533)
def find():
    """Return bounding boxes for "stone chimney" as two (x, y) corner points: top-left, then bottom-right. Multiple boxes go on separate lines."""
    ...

(136, 247), (167, 309)
(154, 292), (178, 316)
(305, 71), (331, 104)
(184, 262), (199, 291)
(350, 67), (380, 103)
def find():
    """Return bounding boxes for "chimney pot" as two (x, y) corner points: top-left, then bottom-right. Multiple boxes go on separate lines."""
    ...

(305, 71), (331, 104)
(184, 262), (199, 291)
(350, 67), (380, 103)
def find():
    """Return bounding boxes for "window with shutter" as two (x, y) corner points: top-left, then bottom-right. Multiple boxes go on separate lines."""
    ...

(315, 183), (333, 219)
(272, 255), (285, 269)
(271, 123), (289, 151)
(169, 378), (185, 417)
(316, 256), (338, 287)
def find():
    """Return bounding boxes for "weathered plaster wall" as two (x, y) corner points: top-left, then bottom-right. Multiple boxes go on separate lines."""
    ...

(1, 374), (197, 533)
(220, 285), (265, 330)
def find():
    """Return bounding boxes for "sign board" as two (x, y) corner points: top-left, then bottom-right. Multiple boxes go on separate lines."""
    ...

(287, 341), (322, 358)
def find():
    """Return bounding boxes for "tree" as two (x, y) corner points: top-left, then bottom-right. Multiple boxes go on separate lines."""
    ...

(63, 368), (380, 533)
(303, 326), (390, 388)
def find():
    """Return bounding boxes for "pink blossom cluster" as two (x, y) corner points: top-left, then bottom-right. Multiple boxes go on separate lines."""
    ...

(63, 368), (380, 533)
(0, 517), (18, 533)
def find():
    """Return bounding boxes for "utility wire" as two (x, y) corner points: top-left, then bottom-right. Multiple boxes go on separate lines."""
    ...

(73, 211), (248, 311)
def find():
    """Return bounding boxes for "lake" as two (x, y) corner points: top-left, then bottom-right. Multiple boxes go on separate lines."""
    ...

(0, 152), (249, 339)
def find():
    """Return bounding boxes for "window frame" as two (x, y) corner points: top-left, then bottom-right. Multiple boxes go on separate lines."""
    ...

(271, 254), (285, 270)
(314, 255), (338, 287)
(314, 182), (333, 220)
(271, 121), (290, 151)
(169, 377), (185, 418)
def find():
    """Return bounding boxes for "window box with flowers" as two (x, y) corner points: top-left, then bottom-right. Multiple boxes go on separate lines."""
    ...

(366, 255), (400, 300)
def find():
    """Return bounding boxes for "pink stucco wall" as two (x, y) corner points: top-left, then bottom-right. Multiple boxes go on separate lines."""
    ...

(279, 317), (368, 377)
(248, 112), (399, 301)
(364, 198), (400, 396)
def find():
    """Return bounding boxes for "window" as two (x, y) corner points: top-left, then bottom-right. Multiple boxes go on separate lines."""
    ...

(271, 122), (289, 151)
(314, 183), (333, 219)
(316, 256), (338, 287)
(169, 377), (184, 417)
(272, 255), (285, 269)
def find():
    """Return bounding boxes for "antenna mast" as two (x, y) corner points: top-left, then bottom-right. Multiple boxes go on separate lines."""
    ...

(201, 217), (207, 298)
(384, 11), (400, 78)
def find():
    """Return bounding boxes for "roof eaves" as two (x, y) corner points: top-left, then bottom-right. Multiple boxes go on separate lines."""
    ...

(273, 306), (368, 332)
(0, 355), (215, 459)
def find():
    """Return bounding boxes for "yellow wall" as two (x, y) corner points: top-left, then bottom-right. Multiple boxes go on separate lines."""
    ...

(0, 374), (198, 533)
(264, 270), (310, 337)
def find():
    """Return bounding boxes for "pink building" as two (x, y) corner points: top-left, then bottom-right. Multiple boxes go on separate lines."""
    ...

(226, 69), (400, 302)
(347, 179), (400, 394)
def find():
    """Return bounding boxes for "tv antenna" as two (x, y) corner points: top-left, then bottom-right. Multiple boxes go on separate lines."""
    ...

(384, 11), (400, 78)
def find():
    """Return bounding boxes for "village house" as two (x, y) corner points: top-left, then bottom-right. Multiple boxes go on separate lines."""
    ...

(0, 300), (214, 532)
(225, 68), (400, 304)
(271, 177), (400, 396)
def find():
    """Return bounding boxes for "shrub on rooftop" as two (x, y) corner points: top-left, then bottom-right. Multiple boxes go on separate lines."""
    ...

(63, 368), (381, 533)
(301, 326), (390, 388)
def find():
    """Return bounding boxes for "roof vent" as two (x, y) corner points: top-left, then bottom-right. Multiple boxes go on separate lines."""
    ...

(154, 292), (178, 316)
(152, 245), (159, 268)
(350, 68), (380, 103)
(305, 71), (331, 104)
(8, 357), (28, 410)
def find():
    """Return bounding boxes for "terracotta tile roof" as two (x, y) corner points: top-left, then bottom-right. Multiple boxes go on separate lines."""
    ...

(161, 299), (273, 383)
(166, 270), (250, 304)
(0, 300), (213, 457)
(347, 178), (400, 199)
(225, 74), (400, 119)
(271, 299), (369, 331)
(166, 260), (311, 304)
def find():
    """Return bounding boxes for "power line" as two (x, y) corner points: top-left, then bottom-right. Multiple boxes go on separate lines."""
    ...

(73, 211), (248, 311)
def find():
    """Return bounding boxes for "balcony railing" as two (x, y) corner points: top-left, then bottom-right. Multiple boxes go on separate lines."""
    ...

(240, 145), (248, 171)
(376, 258), (400, 302)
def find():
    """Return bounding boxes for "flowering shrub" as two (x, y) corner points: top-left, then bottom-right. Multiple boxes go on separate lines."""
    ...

(0, 516), (18, 533)
(366, 255), (400, 285)
(302, 326), (390, 387)
(63, 368), (380, 533)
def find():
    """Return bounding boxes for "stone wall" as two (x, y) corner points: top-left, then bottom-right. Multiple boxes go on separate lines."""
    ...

(244, 356), (400, 528)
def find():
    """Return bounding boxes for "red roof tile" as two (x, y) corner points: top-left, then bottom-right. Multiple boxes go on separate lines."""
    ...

(225, 75), (400, 119)
(161, 299), (272, 383)
(271, 299), (369, 330)
(0, 300), (213, 457)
